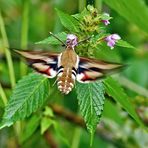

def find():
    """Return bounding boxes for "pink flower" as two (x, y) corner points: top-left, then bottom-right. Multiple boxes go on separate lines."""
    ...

(102, 20), (110, 25)
(105, 34), (121, 49)
(102, 13), (110, 26)
(66, 34), (78, 47)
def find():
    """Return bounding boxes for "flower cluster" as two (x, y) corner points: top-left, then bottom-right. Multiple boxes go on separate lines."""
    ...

(101, 13), (121, 49)
(76, 5), (121, 51)
(105, 34), (121, 49)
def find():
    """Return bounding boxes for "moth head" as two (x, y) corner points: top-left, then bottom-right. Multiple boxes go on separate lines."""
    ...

(66, 34), (78, 48)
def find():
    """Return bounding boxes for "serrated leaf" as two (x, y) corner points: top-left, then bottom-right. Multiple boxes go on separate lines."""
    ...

(103, 77), (145, 127)
(0, 73), (49, 128)
(36, 32), (67, 45)
(76, 81), (105, 145)
(20, 115), (41, 143)
(104, 0), (148, 34)
(116, 40), (135, 49)
(56, 8), (80, 32)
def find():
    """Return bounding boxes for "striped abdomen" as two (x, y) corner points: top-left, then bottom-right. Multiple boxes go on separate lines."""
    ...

(57, 67), (77, 94)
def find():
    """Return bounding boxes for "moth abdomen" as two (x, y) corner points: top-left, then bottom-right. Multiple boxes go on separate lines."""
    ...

(57, 67), (75, 94)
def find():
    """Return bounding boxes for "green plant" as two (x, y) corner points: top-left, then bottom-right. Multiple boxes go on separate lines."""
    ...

(0, 2), (147, 147)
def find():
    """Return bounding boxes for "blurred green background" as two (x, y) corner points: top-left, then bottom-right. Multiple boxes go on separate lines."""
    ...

(0, 0), (148, 148)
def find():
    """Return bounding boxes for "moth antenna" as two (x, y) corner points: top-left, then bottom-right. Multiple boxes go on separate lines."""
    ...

(77, 35), (93, 45)
(49, 32), (66, 46)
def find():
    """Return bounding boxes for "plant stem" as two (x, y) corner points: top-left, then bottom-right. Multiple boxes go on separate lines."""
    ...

(0, 11), (16, 88)
(0, 83), (7, 106)
(71, 127), (82, 148)
(18, 0), (29, 139)
(95, 0), (102, 11)
(116, 76), (148, 98)
(79, 0), (86, 12)
(0, 10), (21, 143)
(44, 131), (58, 148)
(20, 0), (29, 76)
(49, 104), (125, 147)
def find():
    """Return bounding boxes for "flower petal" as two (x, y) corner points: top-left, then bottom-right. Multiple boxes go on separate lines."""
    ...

(111, 34), (121, 40)
(107, 40), (115, 48)
(105, 35), (112, 42)
(102, 20), (110, 25)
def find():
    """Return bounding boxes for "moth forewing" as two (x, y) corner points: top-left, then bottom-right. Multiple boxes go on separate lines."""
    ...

(77, 56), (124, 83)
(14, 50), (59, 78)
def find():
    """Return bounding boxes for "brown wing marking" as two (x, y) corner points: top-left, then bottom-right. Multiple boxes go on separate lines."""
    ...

(77, 56), (125, 83)
(14, 50), (59, 78)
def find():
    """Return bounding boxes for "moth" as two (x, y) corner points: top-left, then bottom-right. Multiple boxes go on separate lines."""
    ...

(14, 33), (124, 94)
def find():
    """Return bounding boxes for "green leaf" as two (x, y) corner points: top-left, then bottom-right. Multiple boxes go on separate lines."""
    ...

(0, 73), (49, 129)
(116, 40), (135, 49)
(76, 81), (105, 145)
(104, 0), (148, 34)
(41, 106), (54, 134)
(20, 115), (41, 143)
(101, 13), (112, 20)
(103, 77), (144, 127)
(103, 100), (124, 125)
(36, 32), (67, 45)
(43, 106), (54, 117)
(72, 8), (88, 20)
(94, 43), (121, 62)
(56, 8), (80, 32)
(53, 121), (69, 146)
(41, 117), (54, 134)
